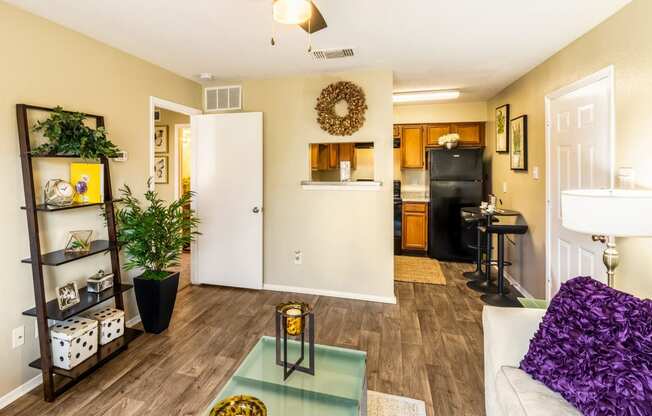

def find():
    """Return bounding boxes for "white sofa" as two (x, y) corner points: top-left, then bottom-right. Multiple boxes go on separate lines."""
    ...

(483, 306), (581, 416)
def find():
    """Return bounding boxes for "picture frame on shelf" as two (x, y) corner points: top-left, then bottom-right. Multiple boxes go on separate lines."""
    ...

(56, 282), (80, 311)
(154, 155), (169, 184)
(154, 125), (169, 153)
(495, 104), (510, 153)
(510, 115), (528, 171)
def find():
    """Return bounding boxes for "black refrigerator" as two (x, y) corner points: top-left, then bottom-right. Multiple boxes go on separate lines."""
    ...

(428, 148), (484, 261)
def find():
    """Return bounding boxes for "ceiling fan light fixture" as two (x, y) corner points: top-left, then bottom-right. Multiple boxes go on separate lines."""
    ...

(273, 0), (312, 25)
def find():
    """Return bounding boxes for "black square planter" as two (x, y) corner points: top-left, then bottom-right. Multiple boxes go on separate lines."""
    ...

(133, 271), (179, 334)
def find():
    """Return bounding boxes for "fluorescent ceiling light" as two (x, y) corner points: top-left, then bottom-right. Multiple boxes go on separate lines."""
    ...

(273, 0), (312, 25)
(392, 90), (460, 103)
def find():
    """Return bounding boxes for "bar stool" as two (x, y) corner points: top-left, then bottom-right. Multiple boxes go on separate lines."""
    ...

(462, 214), (497, 280)
(480, 224), (528, 307)
(466, 222), (501, 294)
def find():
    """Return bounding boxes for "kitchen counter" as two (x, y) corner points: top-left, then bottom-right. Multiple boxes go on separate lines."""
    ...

(401, 192), (429, 203)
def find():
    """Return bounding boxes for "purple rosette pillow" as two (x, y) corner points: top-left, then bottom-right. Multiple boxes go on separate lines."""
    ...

(520, 276), (652, 416)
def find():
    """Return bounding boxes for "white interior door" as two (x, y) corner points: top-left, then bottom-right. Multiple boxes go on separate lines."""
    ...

(547, 69), (613, 298)
(191, 112), (263, 289)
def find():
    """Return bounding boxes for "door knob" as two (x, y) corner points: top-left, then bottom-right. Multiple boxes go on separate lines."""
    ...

(252, 207), (260, 213)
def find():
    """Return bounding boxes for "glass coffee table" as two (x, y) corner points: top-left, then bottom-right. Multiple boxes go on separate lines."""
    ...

(205, 336), (367, 416)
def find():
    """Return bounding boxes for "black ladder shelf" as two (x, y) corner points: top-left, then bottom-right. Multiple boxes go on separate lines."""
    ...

(16, 104), (143, 402)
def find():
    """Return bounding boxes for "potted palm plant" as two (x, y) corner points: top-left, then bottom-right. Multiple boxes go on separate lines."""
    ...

(115, 183), (199, 333)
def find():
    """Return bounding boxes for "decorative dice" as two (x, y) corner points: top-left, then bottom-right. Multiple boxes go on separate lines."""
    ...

(50, 317), (98, 370)
(82, 307), (125, 345)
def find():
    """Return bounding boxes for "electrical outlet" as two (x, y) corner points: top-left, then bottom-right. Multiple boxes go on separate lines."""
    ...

(293, 250), (302, 265)
(12, 326), (25, 348)
(35, 324), (39, 339)
(502, 182), (508, 193)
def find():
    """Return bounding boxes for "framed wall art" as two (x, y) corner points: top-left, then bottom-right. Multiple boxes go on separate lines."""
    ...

(510, 115), (528, 171)
(154, 155), (169, 184)
(154, 125), (169, 153)
(495, 104), (510, 153)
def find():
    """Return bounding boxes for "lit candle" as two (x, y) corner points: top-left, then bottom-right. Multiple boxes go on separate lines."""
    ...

(285, 307), (303, 336)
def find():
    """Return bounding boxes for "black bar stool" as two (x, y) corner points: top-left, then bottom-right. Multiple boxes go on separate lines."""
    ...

(481, 224), (528, 307)
(462, 214), (497, 280)
(466, 222), (500, 294)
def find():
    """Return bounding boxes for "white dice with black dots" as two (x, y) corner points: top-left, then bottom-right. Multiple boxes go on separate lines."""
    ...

(82, 307), (125, 345)
(50, 317), (99, 370)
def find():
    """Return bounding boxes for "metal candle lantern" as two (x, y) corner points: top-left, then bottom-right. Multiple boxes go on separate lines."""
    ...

(275, 301), (315, 380)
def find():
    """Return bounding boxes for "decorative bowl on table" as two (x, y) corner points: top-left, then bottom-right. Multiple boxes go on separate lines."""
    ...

(209, 395), (267, 416)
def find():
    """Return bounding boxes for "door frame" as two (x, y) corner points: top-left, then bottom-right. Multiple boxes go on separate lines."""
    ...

(544, 66), (615, 300)
(173, 123), (191, 200)
(148, 96), (202, 192)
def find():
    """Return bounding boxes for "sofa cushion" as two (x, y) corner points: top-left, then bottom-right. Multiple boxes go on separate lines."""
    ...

(496, 366), (581, 416)
(520, 276), (652, 416)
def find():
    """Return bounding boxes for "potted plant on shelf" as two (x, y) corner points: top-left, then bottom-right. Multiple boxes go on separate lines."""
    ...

(115, 182), (199, 333)
(31, 106), (121, 159)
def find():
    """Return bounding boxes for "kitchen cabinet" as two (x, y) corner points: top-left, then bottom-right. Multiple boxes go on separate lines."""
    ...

(338, 143), (356, 169)
(425, 124), (451, 146)
(400, 125), (425, 169)
(328, 144), (339, 169)
(402, 202), (428, 251)
(452, 122), (484, 147)
(395, 122), (485, 150)
(310, 144), (320, 170)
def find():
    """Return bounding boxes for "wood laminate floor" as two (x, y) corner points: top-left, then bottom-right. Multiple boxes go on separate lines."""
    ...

(3, 262), (485, 416)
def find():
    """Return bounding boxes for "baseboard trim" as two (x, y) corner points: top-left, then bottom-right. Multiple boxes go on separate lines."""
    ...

(263, 284), (396, 304)
(503, 270), (534, 299)
(0, 374), (42, 410)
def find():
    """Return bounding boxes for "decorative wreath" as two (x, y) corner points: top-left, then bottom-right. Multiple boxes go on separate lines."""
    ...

(315, 81), (368, 136)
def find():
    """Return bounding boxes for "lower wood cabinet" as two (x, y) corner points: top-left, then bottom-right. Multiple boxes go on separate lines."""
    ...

(402, 202), (428, 251)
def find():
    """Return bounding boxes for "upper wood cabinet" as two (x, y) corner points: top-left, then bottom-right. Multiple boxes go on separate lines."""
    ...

(425, 124), (451, 146)
(401, 125), (425, 169)
(451, 122), (484, 147)
(395, 122), (485, 151)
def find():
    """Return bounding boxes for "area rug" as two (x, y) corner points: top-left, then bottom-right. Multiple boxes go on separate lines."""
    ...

(367, 391), (427, 416)
(394, 255), (446, 285)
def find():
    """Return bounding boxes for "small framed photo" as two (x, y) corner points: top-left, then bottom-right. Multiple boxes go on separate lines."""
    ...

(154, 125), (169, 153)
(510, 115), (528, 171)
(56, 282), (80, 311)
(495, 104), (510, 153)
(154, 155), (169, 184)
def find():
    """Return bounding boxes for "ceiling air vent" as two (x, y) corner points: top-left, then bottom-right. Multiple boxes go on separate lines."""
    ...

(312, 48), (355, 61)
(205, 85), (242, 112)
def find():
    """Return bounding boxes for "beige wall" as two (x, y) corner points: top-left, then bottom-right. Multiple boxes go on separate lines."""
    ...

(393, 101), (487, 124)
(485, 0), (652, 299)
(213, 69), (395, 301)
(0, 1), (201, 399)
(154, 108), (190, 201)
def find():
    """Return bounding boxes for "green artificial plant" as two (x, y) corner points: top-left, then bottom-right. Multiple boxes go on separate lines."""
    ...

(115, 182), (200, 280)
(32, 106), (121, 159)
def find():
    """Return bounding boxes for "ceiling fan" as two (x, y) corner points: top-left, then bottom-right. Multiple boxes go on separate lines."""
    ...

(272, 0), (328, 34)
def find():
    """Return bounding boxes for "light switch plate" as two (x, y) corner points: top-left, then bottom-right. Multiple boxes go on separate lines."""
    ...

(533, 166), (540, 180)
(502, 182), (508, 193)
(12, 326), (25, 348)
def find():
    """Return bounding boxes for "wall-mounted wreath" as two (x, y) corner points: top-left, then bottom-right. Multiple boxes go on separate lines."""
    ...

(315, 81), (368, 136)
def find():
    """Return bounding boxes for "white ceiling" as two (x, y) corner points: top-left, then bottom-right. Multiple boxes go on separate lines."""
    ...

(7, 0), (630, 101)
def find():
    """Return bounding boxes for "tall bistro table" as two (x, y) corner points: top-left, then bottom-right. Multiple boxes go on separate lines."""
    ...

(462, 207), (521, 293)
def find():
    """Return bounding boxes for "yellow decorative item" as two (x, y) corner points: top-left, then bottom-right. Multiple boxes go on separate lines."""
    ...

(277, 302), (311, 336)
(70, 163), (104, 203)
(209, 395), (267, 416)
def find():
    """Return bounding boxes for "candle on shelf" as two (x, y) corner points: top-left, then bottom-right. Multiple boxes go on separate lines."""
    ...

(285, 307), (303, 336)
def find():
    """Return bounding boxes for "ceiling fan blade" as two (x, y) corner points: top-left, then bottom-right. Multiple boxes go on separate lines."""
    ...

(299, 1), (327, 33)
